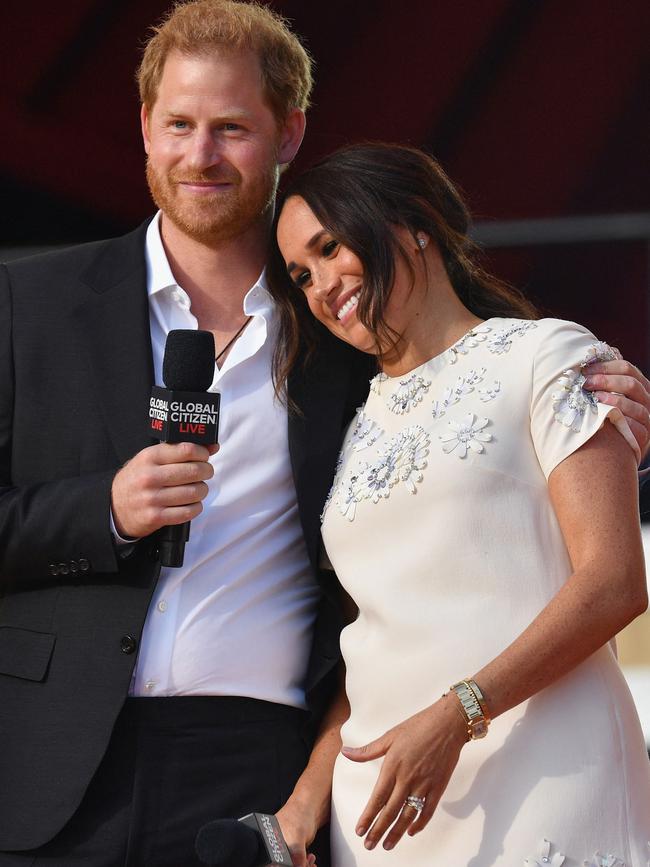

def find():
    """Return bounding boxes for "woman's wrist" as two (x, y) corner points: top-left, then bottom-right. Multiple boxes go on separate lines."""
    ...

(445, 678), (492, 741)
(437, 690), (471, 745)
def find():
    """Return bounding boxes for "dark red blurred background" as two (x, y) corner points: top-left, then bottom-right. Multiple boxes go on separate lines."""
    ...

(2, 0), (648, 364)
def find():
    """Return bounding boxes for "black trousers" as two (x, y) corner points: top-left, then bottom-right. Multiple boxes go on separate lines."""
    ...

(0, 696), (326, 867)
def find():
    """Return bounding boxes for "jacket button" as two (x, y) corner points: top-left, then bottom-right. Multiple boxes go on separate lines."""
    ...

(79, 558), (90, 572)
(120, 635), (137, 655)
(58, 562), (70, 575)
(48, 563), (59, 576)
(70, 560), (79, 573)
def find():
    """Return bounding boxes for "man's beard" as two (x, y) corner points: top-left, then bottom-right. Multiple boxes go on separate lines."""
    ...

(145, 157), (279, 246)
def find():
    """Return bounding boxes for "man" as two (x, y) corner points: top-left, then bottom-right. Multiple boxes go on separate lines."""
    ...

(0, 2), (648, 865)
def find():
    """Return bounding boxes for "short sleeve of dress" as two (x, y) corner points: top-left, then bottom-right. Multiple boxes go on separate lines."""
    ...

(530, 319), (640, 479)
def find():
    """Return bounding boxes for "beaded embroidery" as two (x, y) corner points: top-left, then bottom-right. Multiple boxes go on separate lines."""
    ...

(583, 854), (625, 867)
(524, 838), (566, 866)
(552, 369), (599, 431)
(525, 840), (628, 867)
(581, 341), (622, 367)
(479, 380), (501, 402)
(446, 325), (492, 364)
(388, 373), (431, 415)
(349, 409), (384, 452)
(431, 369), (487, 419)
(551, 339), (620, 433)
(332, 425), (430, 521)
(439, 413), (492, 458)
(487, 320), (538, 355)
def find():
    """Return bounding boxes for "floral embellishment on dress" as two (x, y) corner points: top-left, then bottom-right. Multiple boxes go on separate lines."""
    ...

(487, 320), (538, 355)
(552, 369), (598, 432)
(394, 425), (430, 493)
(336, 474), (365, 521)
(369, 372), (388, 395)
(583, 854), (625, 867)
(524, 838), (566, 866)
(479, 380), (501, 402)
(581, 341), (622, 367)
(431, 369), (487, 420)
(446, 326), (492, 364)
(388, 373), (431, 415)
(349, 408), (384, 452)
(332, 426), (430, 521)
(439, 413), (492, 458)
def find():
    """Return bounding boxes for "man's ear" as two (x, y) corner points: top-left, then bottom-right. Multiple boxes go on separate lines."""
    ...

(277, 108), (306, 167)
(140, 104), (151, 155)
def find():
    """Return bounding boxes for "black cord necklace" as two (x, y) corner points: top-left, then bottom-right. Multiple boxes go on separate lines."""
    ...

(215, 316), (252, 364)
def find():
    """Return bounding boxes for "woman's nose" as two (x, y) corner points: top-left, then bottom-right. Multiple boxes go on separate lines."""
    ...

(312, 268), (341, 300)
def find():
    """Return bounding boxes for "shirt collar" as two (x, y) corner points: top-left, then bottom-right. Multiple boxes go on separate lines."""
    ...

(145, 211), (177, 299)
(145, 210), (274, 316)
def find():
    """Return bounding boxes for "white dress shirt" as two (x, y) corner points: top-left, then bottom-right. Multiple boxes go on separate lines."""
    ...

(130, 213), (320, 707)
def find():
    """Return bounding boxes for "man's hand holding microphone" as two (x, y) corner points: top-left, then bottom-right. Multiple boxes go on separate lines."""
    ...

(111, 329), (220, 562)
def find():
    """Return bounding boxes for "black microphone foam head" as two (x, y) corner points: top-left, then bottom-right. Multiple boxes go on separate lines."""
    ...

(163, 329), (215, 392)
(195, 818), (261, 867)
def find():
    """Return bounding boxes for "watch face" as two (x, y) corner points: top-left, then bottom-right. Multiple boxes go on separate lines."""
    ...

(470, 720), (489, 739)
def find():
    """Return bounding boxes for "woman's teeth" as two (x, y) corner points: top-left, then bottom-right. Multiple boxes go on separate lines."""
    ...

(336, 293), (359, 320)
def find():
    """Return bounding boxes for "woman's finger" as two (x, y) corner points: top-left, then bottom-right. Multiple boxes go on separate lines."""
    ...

(585, 374), (650, 408)
(354, 766), (395, 836)
(342, 733), (390, 763)
(381, 795), (427, 850)
(407, 790), (440, 835)
(363, 786), (411, 850)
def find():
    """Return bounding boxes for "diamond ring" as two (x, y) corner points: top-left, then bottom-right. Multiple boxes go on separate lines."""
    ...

(404, 794), (426, 813)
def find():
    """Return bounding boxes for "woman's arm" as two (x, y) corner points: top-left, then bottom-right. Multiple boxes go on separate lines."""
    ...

(343, 422), (646, 851)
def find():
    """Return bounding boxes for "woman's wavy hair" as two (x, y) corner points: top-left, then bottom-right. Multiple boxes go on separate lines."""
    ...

(268, 142), (538, 401)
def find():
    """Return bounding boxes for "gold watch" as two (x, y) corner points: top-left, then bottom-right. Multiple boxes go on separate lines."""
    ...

(450, 679), (491, 740)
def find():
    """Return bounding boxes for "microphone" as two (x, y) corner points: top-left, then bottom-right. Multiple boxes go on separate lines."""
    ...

(148, 329), (220, 567)
(195, 813), (294, 866)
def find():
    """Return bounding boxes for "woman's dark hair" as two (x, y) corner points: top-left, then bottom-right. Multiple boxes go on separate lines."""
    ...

(268, 142), (538, 401)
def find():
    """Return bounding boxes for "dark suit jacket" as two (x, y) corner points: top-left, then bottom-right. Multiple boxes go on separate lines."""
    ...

(0, 221), (373, 851)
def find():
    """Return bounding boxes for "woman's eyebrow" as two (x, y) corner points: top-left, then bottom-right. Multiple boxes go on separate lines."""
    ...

(286, 230), (327, 273)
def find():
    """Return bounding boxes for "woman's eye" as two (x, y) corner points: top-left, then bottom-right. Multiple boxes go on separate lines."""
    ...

(322, 239), (339, 256)
(294, 271), (311, 290)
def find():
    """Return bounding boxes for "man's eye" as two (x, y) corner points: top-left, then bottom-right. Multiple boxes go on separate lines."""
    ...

(172, 120), (187, 129)
(223, 123), (241, 131)
(323, 240), (339, 256)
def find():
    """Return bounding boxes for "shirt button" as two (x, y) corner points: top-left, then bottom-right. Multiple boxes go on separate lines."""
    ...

(120, 635), (137, 655)
(157, 600), (168, 613)
(145, 680), (157, 691)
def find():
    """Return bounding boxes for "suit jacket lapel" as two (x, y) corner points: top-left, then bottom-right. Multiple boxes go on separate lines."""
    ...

(287, 338), (356, 573)
(72, 222), (154, 466)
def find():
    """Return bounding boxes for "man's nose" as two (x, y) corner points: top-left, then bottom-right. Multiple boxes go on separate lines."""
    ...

(188, 129), (223, 170)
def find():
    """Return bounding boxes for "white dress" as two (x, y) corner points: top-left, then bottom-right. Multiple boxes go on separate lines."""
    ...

(323, 318), (650, 867)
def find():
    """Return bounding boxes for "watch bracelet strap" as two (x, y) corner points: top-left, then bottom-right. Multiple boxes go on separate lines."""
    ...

(449, 679), (491, 738)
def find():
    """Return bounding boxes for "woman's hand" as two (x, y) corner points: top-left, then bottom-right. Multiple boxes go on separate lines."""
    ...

(341, 693), (467, 851)
(275, 801), (318, 867)
(583, 358), (650, 460)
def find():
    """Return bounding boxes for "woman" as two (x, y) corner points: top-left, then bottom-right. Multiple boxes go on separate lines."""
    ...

(270, 143), (650, 866)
